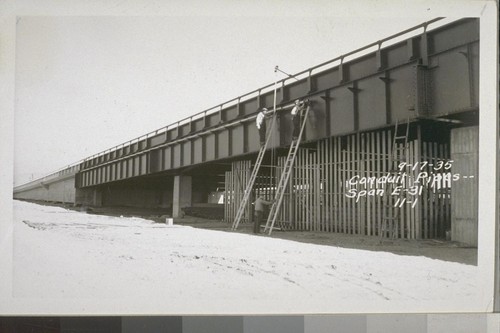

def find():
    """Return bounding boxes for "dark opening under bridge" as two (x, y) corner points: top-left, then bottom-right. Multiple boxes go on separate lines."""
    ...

(14, 18), (480, 245)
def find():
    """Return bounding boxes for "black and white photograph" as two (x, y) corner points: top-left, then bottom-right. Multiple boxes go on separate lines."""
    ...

(1, 0), (498, 325)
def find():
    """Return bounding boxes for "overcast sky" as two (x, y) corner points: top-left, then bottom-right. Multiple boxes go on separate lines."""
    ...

(12, 2), (476, 186)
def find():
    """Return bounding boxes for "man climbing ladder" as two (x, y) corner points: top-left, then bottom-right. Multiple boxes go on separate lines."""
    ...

(231, 106), (276, 231)
(256, 107), (272, 147)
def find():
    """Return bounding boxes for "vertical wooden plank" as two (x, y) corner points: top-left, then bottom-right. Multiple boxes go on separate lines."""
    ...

(317, 162), (321, 231)
(287, 154), (292, 230)
(360, 133), (364, 235)
(318, 141), (322, 231)
(292, 155), (295, 230)
(406, 141), (412, 239)
(439, 143), (445, 238)
(235, 162), (240, 224)
(411, 140), (417, 239)
(444, 142), (450, 237)
(334, 137), (338, 233)
(375, 132), (385, 235)
(308, 149), (313, 231)
(353, 133), (366, 235)
(379, 131), (390, 237)
(353, 133), (357, 235)
(333, 137), (337, 233)
(347, 135), (352, 234)
(231, 163), (235, 224)
(231, 166), (235, 224)
(433, 142), (439, 238)
(229, 169), (233, 224)
(303, 149), (308, 231)
(341, 139), (346, 234)
(229, 168), (232, 224)
(415, 139), (421, 239)
(414, 139), (420, 239)
(410, 140), (415, 239)
(299, 152), (303, 231)
(436, 144), (442, 237)
(358, 133), (364, 235)
(368, 132), (373, 236)
(324, 140), (328, 232)
(318, 141), (322, 232)
(306, 149), (311, 231)
(353, 134), (357, 235)
(237, 161), (241, 224)
(310, 150), (314, 231)
(331, 138), (336, 233)
(296, 151), (301, 230)
(230, 163), (234, 224)
(344, 137), (349, 234)
(333, 137), (338, 233)
(363, 134), (367, 236)
(292, 155), (297, 230)
(324, 139), (328, 232)
(296, 152), (301, 230)
(232, 163), (236, 224)
(326, 140), (329, 232)
(423, 142), (429, 239)
(375, 131), (380, 236)
(313, 154), (318, 231)
(429, 142), (435, 238)
(444, 141), (450, 236)
(365, 133), (370, 236)
(372, 131), (377, 236)
(318, 159), (322, 232)
(297, 153), (301, 230)
(309, 149), (313, 231)
(224, 170), (228, 223)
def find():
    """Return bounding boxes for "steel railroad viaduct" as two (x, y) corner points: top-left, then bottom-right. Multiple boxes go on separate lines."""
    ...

(14, 18), (480, 244)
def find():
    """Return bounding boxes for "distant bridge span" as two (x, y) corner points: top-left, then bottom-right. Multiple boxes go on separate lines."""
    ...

(14, 18), (480, 244)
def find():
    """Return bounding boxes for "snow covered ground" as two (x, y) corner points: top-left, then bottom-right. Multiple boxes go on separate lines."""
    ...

(12, 200), (481, 314)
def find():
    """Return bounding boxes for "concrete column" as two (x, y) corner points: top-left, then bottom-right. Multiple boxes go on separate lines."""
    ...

(173, 175), (192, 218)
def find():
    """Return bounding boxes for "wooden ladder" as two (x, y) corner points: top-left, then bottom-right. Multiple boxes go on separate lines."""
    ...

(231, 113), (275, 231)
(263, 104), (311, 235)
(380, 118), (410, 240)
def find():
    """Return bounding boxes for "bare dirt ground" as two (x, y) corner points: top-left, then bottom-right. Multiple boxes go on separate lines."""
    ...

(172, 217), (477, 266)
(22, 200), (477, 266)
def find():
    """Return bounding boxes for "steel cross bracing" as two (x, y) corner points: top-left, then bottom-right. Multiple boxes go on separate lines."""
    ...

(264, 104), (311, 235)
(231, 112), (276, 231)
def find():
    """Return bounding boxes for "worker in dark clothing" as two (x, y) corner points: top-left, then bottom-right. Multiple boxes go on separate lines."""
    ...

(253, 196), (273, 234)
(256, 107), (272, 147)
(291, 99), (306, 141)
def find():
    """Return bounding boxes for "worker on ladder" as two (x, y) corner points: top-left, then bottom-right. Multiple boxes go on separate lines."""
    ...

(291, 99), (307, 141)
(256, 107), (272, 147)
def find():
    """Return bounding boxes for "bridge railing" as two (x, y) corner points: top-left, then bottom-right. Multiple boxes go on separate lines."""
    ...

(82, 17), (447, 164)
(14, 162), (81, 192)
